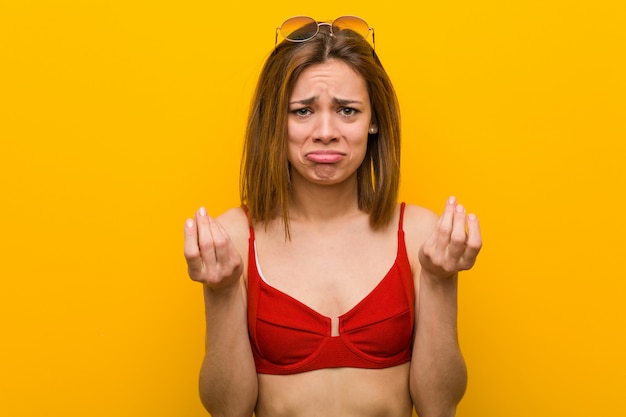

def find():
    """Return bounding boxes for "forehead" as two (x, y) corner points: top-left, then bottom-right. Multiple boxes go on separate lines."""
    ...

(290, 60), (368, 100)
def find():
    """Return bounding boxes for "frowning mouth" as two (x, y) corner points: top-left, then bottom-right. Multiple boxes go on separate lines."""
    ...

(305, 150), (345, 163)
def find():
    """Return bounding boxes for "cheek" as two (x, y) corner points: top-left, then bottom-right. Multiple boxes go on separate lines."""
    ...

(353, 130), (370, 153)
(356, 133), (371, 163)
(286, 122), (309, 154)
(286, 135), (303, 165)
(287, 120), (305, 143)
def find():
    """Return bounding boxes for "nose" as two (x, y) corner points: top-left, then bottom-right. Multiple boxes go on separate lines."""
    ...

(313, 113), (338, 143)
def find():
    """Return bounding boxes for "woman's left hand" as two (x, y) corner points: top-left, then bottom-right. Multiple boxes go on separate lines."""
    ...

(419, 196), (482, 279)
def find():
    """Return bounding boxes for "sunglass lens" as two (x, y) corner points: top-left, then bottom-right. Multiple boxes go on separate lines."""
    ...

(332, 16), (370, 38)
(280, 16), (318, 41)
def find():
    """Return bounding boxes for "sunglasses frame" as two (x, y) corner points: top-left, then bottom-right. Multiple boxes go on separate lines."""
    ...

(275, 15), (375, 51)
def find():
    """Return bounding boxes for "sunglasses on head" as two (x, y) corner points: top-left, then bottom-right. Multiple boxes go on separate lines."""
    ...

(275, 15), (375, 51)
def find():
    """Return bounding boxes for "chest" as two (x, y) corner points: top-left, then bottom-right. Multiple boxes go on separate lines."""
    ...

(252, 227), (398, 318)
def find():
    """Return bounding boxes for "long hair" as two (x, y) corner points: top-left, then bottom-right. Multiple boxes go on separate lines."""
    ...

(240, 23), (401, 236)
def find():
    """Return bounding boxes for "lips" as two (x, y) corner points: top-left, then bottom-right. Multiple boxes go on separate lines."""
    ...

(305, 150), (345, 163)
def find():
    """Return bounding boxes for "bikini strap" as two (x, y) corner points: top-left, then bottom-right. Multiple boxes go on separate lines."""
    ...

(240, 204), (255, 239)
(398, 202), (406, 232)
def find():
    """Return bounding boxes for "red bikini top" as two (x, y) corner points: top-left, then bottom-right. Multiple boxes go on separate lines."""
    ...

(246, 203), (415, 375)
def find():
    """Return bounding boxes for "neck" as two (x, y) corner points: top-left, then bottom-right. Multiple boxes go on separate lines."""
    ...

(288, 174), (361, 223)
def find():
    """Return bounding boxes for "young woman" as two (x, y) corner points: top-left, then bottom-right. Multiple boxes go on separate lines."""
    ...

(183, 16), (482, 417)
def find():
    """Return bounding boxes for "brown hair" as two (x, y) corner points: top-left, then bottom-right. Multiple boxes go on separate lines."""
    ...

(240, 23), (401, 235)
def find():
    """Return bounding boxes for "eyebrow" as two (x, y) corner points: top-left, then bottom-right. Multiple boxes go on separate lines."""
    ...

(289, 96), (364, 106)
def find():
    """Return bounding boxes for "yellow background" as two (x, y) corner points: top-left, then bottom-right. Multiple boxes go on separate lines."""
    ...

(1, 1), (624, 416)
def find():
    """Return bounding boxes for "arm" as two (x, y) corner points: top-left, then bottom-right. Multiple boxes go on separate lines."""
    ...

(408, 197), (482, 417)
(184, 207), (258, 417)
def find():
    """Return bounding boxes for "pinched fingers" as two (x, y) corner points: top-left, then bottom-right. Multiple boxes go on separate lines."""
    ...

(183, 207), (243, 287)
(420, 197), (482, 278)
(184, 216), (204, 278)
(435, 197), (456, 240)
(206, 218), (244, 282)
(449, 203), (468, 260)
(461, 213), (482, 268)
(196, 206), (218, 269)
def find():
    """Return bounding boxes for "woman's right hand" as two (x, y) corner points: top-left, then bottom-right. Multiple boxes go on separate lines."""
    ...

(184, 207), (244, 291)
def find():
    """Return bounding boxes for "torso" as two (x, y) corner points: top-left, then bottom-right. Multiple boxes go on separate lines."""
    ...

(254, 208), (401, 334)
(220, 202), (436, 416)
(256, 365), (413, 417)
(251, 205), (413, 416)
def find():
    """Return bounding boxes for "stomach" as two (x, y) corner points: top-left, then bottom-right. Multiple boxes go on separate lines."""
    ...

(255, 363), (413, 417)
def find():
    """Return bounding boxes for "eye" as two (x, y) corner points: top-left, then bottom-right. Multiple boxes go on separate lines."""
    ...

(339, 107), (359, 117)
(291, 108), (312, 117)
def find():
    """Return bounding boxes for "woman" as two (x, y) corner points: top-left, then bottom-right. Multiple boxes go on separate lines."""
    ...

(184, 16), (482, 417)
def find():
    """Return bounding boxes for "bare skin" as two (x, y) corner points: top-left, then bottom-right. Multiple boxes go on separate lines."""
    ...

(183, 60), (482, 417)
(256, 365), (413, 417)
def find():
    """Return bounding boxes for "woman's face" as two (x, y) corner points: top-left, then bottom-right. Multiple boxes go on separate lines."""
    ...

(287, 60), (375, 186)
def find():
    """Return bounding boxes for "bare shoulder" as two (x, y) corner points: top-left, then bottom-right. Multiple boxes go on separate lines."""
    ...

(215, 206), (250, 253)
(401, 203), (439, 263)
(402, 203), (438, 238)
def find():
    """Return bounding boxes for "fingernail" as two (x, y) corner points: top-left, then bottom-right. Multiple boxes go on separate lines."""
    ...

(468, 213), (478, 221)
(185, 219), (194, 228)
(199, 206), (207, 217)
(456, 204), (465, 213)
(448, 196), (456, 205)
